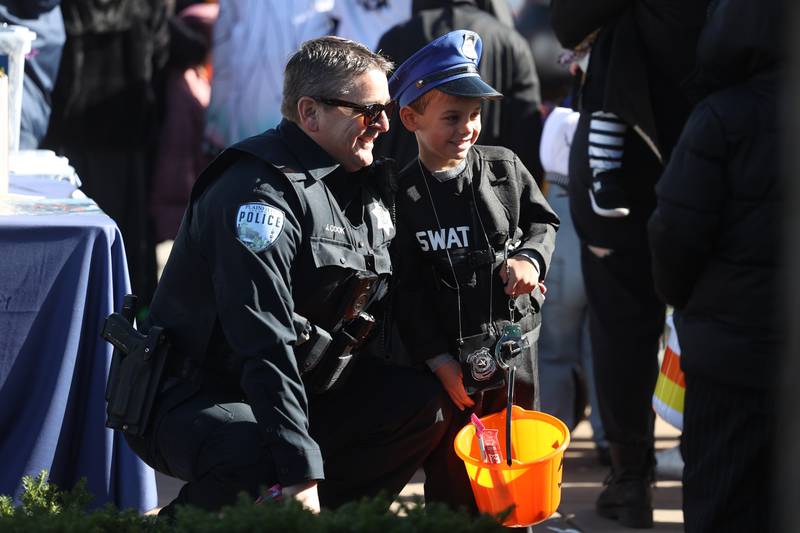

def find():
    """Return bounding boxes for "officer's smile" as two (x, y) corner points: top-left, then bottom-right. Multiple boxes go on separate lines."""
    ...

(356, 128), (381, 148)
(358, 132), (378, 144)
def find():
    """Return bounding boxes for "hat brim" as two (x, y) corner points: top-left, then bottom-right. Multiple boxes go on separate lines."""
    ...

(437, 76), (503, 100)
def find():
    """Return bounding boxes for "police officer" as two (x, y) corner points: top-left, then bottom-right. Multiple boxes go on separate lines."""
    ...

(126, 36), (453, 514)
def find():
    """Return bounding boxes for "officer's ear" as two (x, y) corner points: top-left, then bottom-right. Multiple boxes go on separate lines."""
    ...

(297, 96), (320, 132)
(399, 105), (420, 132)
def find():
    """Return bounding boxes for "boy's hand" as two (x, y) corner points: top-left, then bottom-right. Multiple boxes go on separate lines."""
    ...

(433, 359), (475, 411)
(500, 256), (540, 296)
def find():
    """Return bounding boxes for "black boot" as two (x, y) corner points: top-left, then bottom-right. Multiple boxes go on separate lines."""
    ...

(595, 443), (655, 528)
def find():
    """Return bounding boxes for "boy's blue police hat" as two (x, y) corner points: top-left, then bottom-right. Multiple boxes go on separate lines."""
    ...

(388, 30), (502, 107)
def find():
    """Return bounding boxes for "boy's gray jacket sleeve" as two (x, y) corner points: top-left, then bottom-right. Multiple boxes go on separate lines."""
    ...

(513, 153), (559, 279)
(480, 147), (559, 280)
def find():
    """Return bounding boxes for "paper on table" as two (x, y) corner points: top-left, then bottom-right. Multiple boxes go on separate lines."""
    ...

(10, 149), (81, 186)
(0, 197), (101, 216)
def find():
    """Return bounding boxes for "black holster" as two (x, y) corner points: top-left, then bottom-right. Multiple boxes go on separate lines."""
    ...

(294, 270), (382, 394)
(302, 311), (375, 394)
(102, 295), (169, 437)
(293, 312), (333, 375)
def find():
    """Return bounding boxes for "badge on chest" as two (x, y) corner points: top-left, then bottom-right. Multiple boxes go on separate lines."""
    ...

(415, 226), (470, 252)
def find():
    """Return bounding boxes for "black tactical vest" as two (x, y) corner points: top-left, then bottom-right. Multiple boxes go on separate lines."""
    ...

(235, 136), (394, 330)
(150, 130), (394, 369)
(395, 148), (537, 342)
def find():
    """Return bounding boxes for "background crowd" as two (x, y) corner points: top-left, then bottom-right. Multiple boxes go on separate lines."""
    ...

(3, 0), (784, 530)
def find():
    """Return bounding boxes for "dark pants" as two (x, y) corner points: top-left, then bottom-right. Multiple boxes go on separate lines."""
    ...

(580, 243), (663, 447)
(310, 356), (455, 508)
(126, 381), (278, 515)
(310, 357), (455, 508)
(127, 356), (457, 514)
(315, 357), (535, 531)
(682, 375), (775, 533)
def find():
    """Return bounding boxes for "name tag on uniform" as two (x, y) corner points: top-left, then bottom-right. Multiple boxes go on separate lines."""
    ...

(236, 203), (284, 253)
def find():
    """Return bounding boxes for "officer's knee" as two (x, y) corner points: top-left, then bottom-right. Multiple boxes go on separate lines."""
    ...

(201, 419), (276, 499)
(208, 457), (276, 501)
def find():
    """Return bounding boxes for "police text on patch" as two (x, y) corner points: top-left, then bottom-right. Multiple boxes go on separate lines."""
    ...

(235, 203), (285, 253)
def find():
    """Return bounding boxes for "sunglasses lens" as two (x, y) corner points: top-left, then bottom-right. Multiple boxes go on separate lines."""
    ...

(365, 102), (395, 125)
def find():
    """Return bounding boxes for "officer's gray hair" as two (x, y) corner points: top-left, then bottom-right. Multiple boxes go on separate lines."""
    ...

(282, 36), (393, 122)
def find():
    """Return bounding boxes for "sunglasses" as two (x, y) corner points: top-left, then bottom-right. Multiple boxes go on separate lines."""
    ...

(315, 97), (396, 126)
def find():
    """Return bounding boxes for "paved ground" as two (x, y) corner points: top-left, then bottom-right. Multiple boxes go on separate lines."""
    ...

(536, 418), (682, 532)
(152, 418), (682, 532)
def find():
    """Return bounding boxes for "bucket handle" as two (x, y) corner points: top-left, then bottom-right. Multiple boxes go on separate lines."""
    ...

(505, 365), (516, 466)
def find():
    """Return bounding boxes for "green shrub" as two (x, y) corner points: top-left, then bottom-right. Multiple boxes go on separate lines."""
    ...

(0, 472), (507, 532)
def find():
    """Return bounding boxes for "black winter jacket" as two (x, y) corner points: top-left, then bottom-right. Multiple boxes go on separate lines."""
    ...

(648, 0), (782, 389)
(46, 0), (169, 147)
(551, 0), (708, 248)
(551, 0), (707, 162)
(374, 0), (543, 181)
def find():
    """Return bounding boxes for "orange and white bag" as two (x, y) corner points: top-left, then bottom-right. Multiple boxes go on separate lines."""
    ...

(652, 315), (685, 431)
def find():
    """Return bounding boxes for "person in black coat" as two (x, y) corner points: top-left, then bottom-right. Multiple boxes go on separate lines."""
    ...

(550, 0), (709, 527)
(648, 0), (782, 530)
(374, 0), (544, 182)
(43, 0), (170, 305)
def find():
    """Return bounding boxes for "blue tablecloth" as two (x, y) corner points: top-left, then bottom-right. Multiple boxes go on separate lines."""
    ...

(0, 187), (157, 512)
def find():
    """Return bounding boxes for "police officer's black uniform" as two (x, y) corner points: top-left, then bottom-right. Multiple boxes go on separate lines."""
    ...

(128, 119), (454, 513)
(388, 145), (559, 510)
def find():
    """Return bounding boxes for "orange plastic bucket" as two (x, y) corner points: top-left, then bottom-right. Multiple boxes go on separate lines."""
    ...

(454, 405), (570, 527)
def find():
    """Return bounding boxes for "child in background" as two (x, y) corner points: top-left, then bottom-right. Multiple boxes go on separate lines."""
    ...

(386, 29), (559, 512)
(150, 3), (218, 251)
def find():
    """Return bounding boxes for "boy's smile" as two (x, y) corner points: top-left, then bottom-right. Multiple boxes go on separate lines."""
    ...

(403, 90), (482, 172)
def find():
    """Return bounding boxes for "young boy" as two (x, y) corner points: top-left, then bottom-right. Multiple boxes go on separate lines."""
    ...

(385, 30), (560, 511)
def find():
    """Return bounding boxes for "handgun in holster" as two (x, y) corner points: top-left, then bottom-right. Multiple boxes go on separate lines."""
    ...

(101, 294), (169, 437)
(295, 272), (380, 394)
(303, 311), (375, 394)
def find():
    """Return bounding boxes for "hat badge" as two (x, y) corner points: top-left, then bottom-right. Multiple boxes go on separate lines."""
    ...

(461, 33), (478, 62)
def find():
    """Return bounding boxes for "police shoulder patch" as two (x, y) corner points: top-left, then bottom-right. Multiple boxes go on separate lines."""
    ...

(235, 202), (285, 253)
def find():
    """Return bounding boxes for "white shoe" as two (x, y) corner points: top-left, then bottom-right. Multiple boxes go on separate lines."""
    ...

(655, 445), (684, 480)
